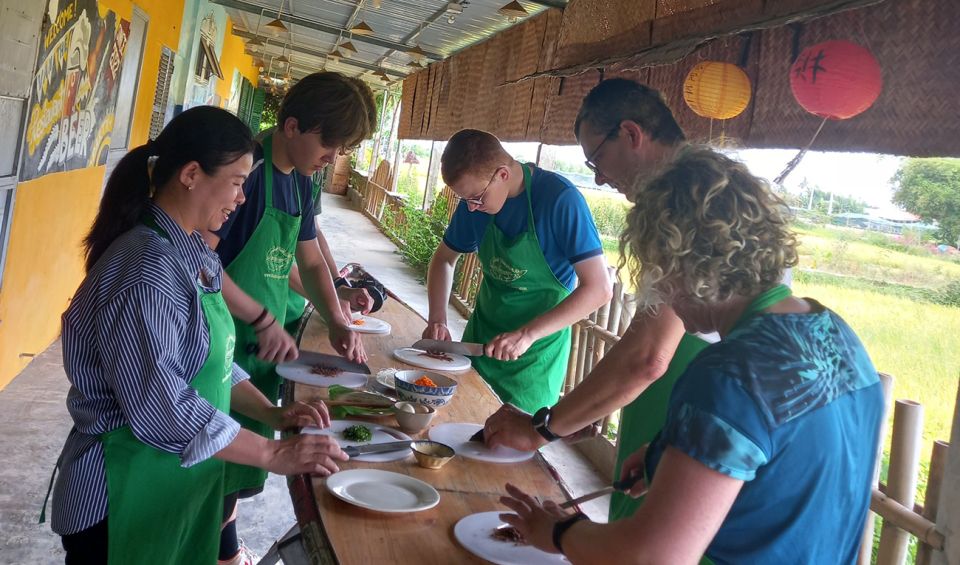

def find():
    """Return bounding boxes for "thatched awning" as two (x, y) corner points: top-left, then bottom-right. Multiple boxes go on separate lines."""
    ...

(399, 0), (960, 157)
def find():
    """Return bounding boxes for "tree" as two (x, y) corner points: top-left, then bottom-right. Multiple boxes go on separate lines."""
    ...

(893, 158), (960, 246)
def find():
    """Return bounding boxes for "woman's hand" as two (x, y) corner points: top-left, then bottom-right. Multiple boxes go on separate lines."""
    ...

(618, 444), (649, 497)
(255, 318), (298, 363)
(338, 286), (373, 315)
(263, 434), (348, 477)
(266, 400), (331, 431)
(499, 483), (573, 553)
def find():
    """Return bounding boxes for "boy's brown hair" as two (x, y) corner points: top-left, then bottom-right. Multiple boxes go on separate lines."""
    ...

(440, 129), (512, 186)
(279, 72), (377, 149)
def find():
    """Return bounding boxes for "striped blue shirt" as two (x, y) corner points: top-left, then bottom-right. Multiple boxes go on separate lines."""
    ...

(51, 204), (249, 535)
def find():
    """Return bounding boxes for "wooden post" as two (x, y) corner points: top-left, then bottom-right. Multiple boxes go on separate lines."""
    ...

(877, 399), (924, 565)
(860, 372), (896, 565)
(368, 92), (390, 177)
(918, 440), (950, 565)
(932, 378), (960, 565)
(422, 141), (441, 211)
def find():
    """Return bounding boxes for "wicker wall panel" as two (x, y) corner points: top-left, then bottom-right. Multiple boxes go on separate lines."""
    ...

(554, 0), (655, 70)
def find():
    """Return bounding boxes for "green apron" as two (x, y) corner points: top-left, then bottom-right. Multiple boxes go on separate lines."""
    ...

(283, 174), (323, 336)
(223, 134), (302, 494)
(461, 164), (571, 414)
(99, 219), (235, 564)
(608, 333), (709, 521)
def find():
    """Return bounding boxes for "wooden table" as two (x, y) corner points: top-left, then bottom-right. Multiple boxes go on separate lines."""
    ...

(283, 295), (568, 564)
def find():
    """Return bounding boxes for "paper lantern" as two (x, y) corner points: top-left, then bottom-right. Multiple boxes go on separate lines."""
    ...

(790, 40), (882, 120)
(683, 61), (752, 120)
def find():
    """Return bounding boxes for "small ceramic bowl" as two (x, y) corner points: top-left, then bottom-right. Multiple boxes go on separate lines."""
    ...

(411, 440), (455, 469)
(393, 401), (437, 434)
(394, 370), (457, 408)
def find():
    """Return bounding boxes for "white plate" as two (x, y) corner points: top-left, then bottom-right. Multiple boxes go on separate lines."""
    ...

(276, 356), (368, 389)
(375, 371), (396, 392)
(303, 420), (413, 462)
(429, 423), (535, 464)
(455, 512), (570, 565)
(393, 347), (472, 372)
(347, 314), (391, 335)
(326, 469), (440, 513)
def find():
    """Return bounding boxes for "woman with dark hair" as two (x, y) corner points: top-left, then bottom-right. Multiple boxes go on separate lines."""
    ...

(46, 106), (346, 565)
(498, 146), (884, 564)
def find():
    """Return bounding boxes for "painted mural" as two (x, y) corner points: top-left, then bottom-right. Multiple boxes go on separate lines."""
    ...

(22, 0), (130, 181)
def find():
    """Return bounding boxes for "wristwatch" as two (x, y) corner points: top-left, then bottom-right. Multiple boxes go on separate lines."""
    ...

(333, 276), (350, 289)
(532, 406), (562, 442)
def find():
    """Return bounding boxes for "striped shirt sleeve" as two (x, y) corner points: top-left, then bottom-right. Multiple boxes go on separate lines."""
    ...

(94, 284), (239, 467)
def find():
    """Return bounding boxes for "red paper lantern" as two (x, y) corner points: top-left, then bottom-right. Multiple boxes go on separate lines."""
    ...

(789, 40), (882, 120)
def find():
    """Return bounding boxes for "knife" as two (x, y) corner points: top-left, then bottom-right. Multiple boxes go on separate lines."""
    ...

(411, 339), (484, 357)
(342, 440), (412, 458)
(558, 474), (647, 509)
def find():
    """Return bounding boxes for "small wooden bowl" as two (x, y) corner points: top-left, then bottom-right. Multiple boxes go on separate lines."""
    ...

(411, 440), (455, 469)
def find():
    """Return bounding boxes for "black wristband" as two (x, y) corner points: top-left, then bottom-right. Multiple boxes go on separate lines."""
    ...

(552, 512), (588, 554)
(333, 276), (349, 289)
(251, 307), (269, 328)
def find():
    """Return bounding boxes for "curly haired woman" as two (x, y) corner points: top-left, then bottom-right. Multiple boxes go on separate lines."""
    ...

(498, 146), (885, 564)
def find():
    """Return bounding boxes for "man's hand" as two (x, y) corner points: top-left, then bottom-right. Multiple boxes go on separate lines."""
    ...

(483, 404), (548, 451)
(486, 328), (535, 361)
(256, 320), (298, 363)
(338, 286), (372, 314)
(422, 321), (452, 341)
(329, 322), (367, 364)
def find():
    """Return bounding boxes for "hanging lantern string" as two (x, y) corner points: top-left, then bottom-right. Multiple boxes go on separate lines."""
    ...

(774, 116), (828, 186)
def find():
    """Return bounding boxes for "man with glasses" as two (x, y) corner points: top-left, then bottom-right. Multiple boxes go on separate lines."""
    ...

(480, 78), (712, 523)
(204, 72), (374, 565)
(423, 129), (612, 414)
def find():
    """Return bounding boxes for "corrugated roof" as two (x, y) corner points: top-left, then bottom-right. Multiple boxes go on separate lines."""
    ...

(211, 0), (566, 90)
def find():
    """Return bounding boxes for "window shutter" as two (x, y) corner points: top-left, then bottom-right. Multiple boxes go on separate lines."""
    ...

(149, 47), (175, 140)
(249, 88), (266, 133)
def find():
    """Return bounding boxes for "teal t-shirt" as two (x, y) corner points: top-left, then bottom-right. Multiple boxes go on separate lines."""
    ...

(645, 302), (883, 564)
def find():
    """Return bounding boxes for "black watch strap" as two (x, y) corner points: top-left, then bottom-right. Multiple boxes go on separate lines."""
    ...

(552, 511), (588, 553)
(532, 407), (561, 442)
(333, 276), (349, 288)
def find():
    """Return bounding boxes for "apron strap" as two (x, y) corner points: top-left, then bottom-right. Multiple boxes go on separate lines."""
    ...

(38, 432), (69, 524)
(521, 163), (534, 234)
(730, 283), (792, 332)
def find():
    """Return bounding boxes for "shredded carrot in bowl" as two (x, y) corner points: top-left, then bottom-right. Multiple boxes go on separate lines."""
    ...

(414, 375), (438, 387)
(351, 319), (366, 326)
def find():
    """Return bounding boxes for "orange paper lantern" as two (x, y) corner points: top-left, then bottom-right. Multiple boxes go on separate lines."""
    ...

(683, 61), (752, 120)
(790, 40), (882, 120)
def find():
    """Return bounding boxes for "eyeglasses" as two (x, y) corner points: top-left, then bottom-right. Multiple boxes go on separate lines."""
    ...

(338, 144), (360, 157)
(463, 167), (502, 207)
(584, 126), (621, 176)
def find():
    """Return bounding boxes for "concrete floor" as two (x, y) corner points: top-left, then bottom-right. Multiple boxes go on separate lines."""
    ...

(0, 194), (467, 563)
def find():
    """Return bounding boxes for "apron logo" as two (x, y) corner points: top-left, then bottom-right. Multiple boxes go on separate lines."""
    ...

(223, 335), (235, 383)
(265, 246), (294, 280)
(488, 257), (527, 283)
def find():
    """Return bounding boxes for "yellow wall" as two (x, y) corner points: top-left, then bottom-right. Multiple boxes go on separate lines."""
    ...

(0, 0), (185, 388)
(216, 16), (259, 104)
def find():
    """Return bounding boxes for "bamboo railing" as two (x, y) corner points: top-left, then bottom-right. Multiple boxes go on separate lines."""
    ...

(346, 167), (956, 564)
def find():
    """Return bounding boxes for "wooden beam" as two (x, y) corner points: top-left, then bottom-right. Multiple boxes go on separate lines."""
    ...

(211, 0), (443, 59)
(237, 30), (406, 78)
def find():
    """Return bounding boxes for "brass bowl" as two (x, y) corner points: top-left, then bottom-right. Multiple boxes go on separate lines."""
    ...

(411, 440), (455, 469)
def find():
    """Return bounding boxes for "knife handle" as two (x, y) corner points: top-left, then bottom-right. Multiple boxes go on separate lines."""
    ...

(612, 471), (644, 492)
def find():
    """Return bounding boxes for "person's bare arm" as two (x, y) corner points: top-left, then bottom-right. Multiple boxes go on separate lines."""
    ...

(422, 242), (461, 341)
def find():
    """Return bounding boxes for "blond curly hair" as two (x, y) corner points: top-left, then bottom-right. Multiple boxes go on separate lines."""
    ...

(619, 145), (798, 310)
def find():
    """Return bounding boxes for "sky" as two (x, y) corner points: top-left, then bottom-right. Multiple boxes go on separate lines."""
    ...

(523, 143), (907, 214)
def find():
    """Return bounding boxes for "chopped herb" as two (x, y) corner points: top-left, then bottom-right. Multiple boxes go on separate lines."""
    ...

(343, 424), (373, 442)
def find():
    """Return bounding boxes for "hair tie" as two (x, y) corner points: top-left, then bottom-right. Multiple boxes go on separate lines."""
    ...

(146, 155), (159, 197)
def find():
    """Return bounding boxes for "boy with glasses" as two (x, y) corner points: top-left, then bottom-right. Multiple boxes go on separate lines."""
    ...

(423, 129), (612, 414)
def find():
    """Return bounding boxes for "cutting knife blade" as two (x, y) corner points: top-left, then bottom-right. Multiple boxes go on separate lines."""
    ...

(411, 339), (484, 357)
(342, 440), (412, 458)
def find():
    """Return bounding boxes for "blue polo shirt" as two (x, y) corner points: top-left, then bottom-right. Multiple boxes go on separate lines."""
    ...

(645, 303), (883, 564)
(442, 165), (604, 290)
(214, 142), (317, 267)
